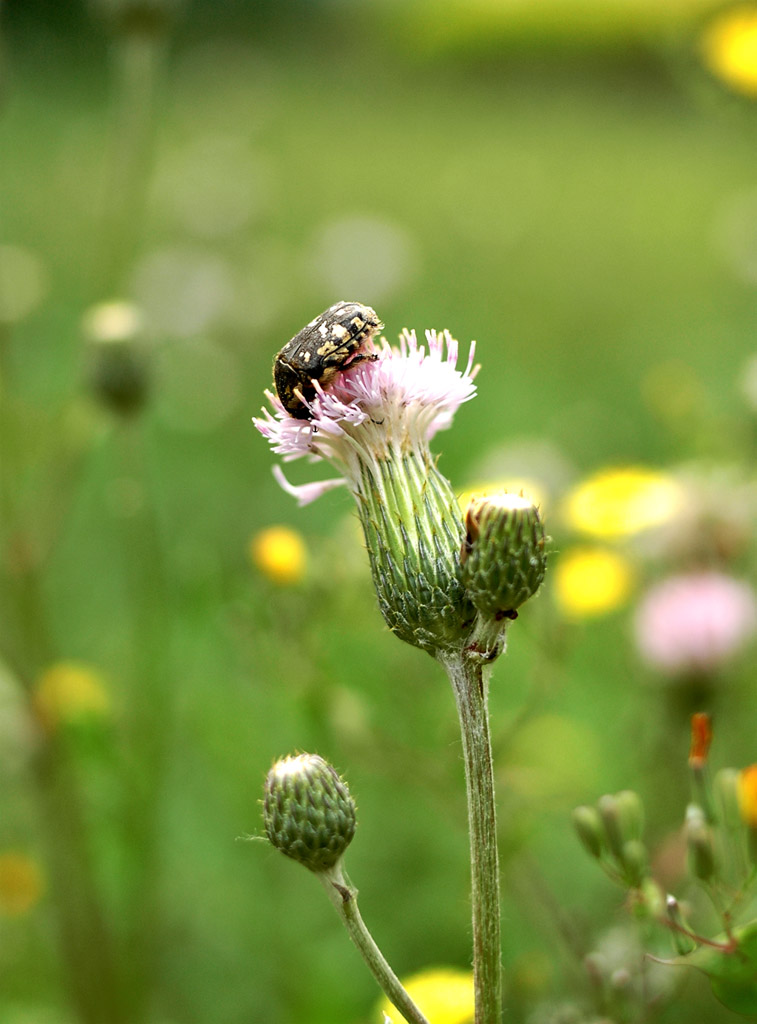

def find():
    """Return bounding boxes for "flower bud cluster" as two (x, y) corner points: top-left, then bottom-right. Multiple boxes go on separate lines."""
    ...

(575, 716), (757, 1015)
(573, 790), (649, 890)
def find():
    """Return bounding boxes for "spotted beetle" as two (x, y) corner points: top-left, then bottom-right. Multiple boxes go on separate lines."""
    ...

(273, 301), (383, 419)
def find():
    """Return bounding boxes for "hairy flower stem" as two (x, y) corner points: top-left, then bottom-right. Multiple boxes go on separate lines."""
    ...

(318, 866), (431, 1024)
(441, 651), (502, 1024)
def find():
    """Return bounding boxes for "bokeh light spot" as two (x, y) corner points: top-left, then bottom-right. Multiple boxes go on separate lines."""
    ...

(249, 525), (307, 585)
(0, 852), (44, 917)
(0, 245), (48, 324)
(33, 662), (110, 731)
(563, 467), (683, 539)
(133, 247), (234, 336)
(702, 5), (757, 98)
(308, 216), (419, 303)
(155, 337), (240, 433)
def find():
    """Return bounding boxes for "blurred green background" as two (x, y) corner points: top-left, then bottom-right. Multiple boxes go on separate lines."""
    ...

(2, 1), (757, 1022)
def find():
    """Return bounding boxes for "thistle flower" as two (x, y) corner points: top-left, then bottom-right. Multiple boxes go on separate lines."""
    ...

(254, 328), (477, 501)
(633, 572), (757, 678)
(254, 326), (478, 656)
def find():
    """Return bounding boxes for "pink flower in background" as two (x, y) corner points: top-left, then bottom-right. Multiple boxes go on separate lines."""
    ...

(634, 572), (757, 676)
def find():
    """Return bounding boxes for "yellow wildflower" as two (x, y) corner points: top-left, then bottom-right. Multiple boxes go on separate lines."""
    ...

(738, 764), (757, 826)
(563, 467), (682, 539)
(33, 662), (110, 731)
(702, 6), (757, 98)
(249, 525), (307, 585)
(553, 546), (633, 618)
(0, 852), (44, 916)
(376, 966), (474, 1024)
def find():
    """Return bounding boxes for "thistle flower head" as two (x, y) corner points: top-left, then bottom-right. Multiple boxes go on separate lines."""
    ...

(254, 327), (477, 505)
(255, 316), (480, 657)
(634, 572), (757, 677)
(263, 753), (356, 874)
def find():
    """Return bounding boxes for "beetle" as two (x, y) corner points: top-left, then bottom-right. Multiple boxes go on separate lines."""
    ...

(273, 301), (383, 419)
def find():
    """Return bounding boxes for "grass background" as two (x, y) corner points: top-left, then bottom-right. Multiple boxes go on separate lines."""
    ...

(2, 2), (757, 1021)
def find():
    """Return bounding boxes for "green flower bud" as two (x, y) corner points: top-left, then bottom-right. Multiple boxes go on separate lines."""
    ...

(572, 805), (605, 859)
(714, 767), (742, 829)
(666, 895), (697, 955)
(460, 493), (547, 619)
(263, 753), (356, 873)
(359, 454), (476, 656)
(639, 878), (665, 919)
(615, 789), (644, 843)
(597, 793), (625, 863)
(83, 301), (149, 417)
(686, 803), (717, 882)
(621, 839), (648, 888)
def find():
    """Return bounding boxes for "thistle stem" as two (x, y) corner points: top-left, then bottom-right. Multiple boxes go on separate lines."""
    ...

(441, 651), (503, 1024)
(317, 866), (431, 1024)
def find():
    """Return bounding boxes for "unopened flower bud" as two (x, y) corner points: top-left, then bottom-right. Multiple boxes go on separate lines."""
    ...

(615, 789), (644, 843)
(715, 767), (742, 828)
(666, 895), (697, 955)
(639, 878), (665, 918)
(460, 493), (546, 619)
(597, 794), (625, 863)
(685, 803), (716, 881)
(84, 301), (149, 416)
(572, 805), (604, 859)
(263, 754), (356, 874)
(689, 712), (713, 768)
(621, 839), (648, 888)
(688, 713), (716, 822)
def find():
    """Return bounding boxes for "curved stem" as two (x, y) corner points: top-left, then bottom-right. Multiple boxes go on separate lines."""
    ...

(317, 865), (431, 1024)
(440, 651), (502, 1024)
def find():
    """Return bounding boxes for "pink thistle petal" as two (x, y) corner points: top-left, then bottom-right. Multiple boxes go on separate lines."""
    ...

(272, 465), (347, 507)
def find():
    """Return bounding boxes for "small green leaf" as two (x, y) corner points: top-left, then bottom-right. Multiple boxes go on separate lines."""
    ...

(663, 921), (757, 1018)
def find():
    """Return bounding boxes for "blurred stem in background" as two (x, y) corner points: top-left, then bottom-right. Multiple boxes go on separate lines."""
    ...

(110, 417), (175, 1020)
(95, 0), (175, 297)
(83, 1), (180, 1015)
(0, 3), (178, 1021)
